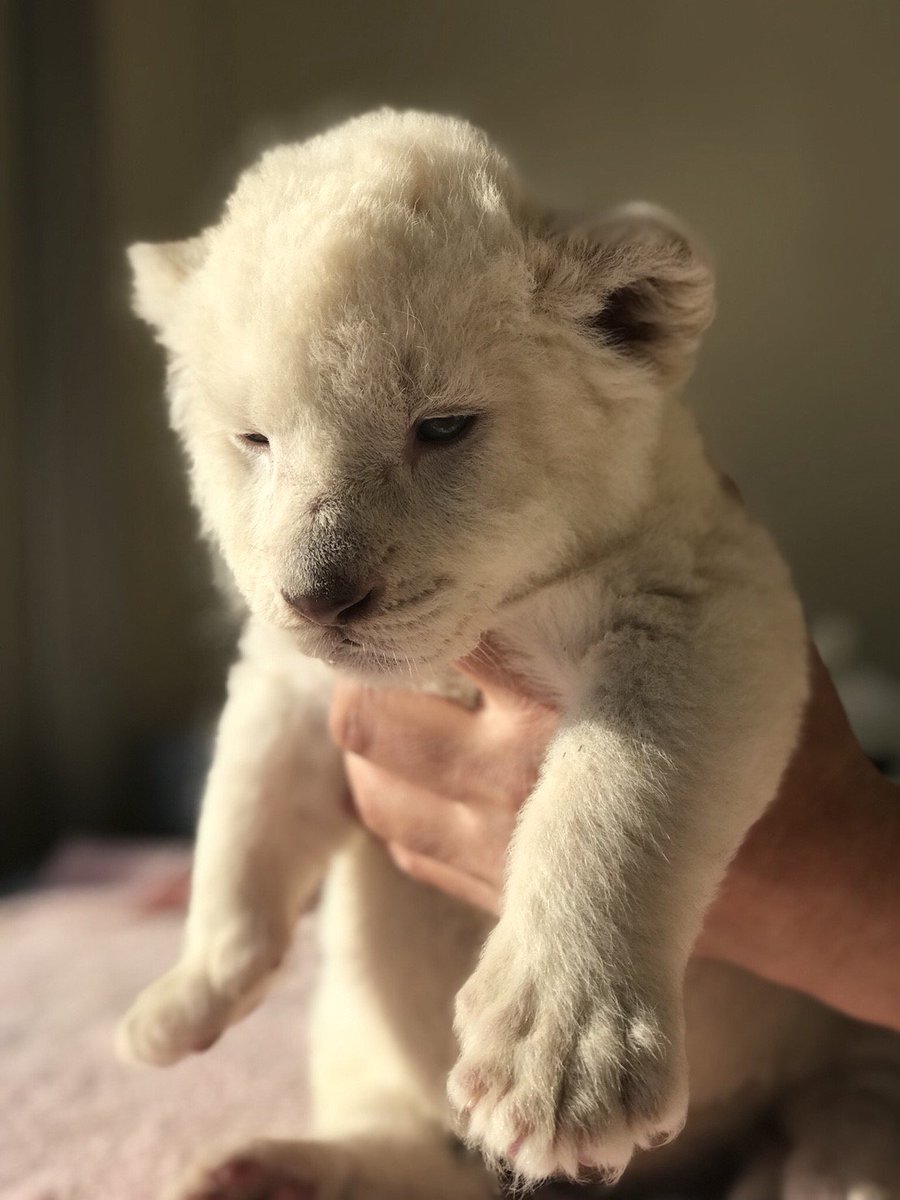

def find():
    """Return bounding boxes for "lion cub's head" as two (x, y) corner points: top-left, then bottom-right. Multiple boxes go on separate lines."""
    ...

(130, 109), (714, 675)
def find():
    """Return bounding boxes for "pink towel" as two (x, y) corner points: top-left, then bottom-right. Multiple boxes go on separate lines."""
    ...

(0, 841), (313, 1200)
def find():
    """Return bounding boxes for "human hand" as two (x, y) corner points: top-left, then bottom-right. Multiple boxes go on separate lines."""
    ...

(329, 652), (557, 914)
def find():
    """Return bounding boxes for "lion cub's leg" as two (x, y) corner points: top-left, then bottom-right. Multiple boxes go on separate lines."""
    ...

(119, 626), (350, 1067)
(169, 836), (498, 1200)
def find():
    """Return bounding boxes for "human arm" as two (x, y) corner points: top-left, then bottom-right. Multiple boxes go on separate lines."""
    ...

(695, 649), (900, 1031)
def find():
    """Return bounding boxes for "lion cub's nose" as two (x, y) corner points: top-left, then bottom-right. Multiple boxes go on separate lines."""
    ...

(282, 581), (376, 627)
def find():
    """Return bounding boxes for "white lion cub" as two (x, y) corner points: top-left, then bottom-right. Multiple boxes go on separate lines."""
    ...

(119, 110), (900, 1200)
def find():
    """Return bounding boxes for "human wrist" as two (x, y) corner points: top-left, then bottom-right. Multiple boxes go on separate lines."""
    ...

(696, 760), (900, 1030)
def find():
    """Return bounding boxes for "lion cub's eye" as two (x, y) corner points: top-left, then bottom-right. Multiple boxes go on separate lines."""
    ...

(415, 415), (476, 444)
(237, 432), (270, 449)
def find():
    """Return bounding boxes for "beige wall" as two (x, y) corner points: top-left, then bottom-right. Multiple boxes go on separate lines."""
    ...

(97, 0), (900, 674)
(3, 0), (897, 849)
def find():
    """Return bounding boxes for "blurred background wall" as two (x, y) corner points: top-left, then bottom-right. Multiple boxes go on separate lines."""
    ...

(1, 0), (898, 872)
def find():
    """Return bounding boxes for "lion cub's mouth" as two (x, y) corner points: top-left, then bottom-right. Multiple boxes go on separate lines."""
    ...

(323, 628), (454, 676)
(325, 638), (413, 674)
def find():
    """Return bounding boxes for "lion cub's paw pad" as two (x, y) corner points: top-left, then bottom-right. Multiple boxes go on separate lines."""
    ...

(180, 1156), (316, 1200)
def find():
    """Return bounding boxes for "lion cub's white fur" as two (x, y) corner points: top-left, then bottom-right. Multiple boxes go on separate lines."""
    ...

(119, 111), (900, 1199)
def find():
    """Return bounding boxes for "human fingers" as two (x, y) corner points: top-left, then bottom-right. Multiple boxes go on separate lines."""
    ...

(454, 636), (558, 711)
(345, 753), (513, 893)
(385, 843), (501, 916)
(331, 678), (541, 808)
(330, 679), (492, 797)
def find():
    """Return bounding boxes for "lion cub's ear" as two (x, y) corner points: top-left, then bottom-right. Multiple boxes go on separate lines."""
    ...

(127, 235), (208, 332)
(534, 204), (715, 385)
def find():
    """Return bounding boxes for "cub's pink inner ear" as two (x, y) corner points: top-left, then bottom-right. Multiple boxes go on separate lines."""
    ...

(127, 234), (208, 331)
(535, 204), (716, 384)
(584, 281), (662, 358)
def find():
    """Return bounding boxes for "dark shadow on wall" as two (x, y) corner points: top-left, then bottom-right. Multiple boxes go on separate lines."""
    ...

(0, 0), (228, 873)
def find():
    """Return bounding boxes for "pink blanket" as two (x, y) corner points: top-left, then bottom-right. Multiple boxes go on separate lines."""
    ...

(1, 842), (692, 1200)
(0, 841), (313, 1200)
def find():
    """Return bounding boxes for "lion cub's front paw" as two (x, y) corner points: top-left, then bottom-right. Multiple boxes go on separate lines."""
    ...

(448, 925), (688, 1184)
(117, 935), (283, 1066)
(117, 963), (237, 1066)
